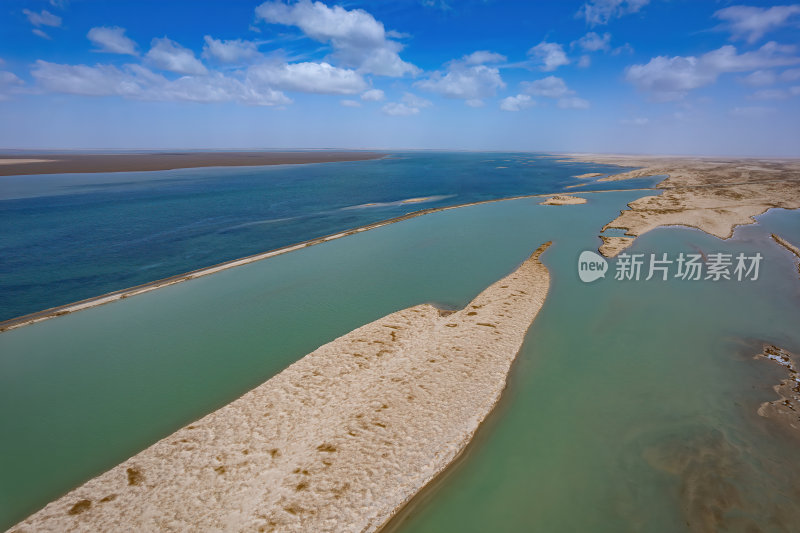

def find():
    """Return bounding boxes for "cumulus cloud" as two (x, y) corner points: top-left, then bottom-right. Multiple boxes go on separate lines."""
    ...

(30, 60), (291, 106)
(739, 69), (776, 86)
(32, 29), (52, 40)
(577, 55), (591, 68)
(255, 0), (418, 77)
(145, 37), (208, 76)
(381, 92), (431, 116)
(781, 68), (800, 81)
(573, 32), (611, 52)
(88, 27), (139, 55)
(360, 88), (385, 101)
(247, 61), (366, 94)
(340, 99), (360, 107)
(730, 106), (775, 118)
(557, 96), (590, 109)
(0, 71), (24, 100)
(463, 50), (507, 65)
(499, 94), (534, 111)
(621, 117), (649, 125)
(750, 88), (791, 100)
(625, 42), (800, 100)
(202, 36), (261, 64)
(522, 76), (573, 98)
(714, 5), (800, 44)
(415, 53), (505, 104)
(529, 41), (569, 71)
(577, 0), (649, 26)
(22, 9), (62, 27)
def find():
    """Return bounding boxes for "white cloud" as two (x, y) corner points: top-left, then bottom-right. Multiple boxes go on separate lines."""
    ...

(522, 76), (573, 98)
(621, 117), (649, 125)
(49, 0), (68, 7)
(22, 9), (61, 27)
(255, 0), (418, 77)
(202, 36), (261, 64)
(30, 60), (291, 106)
(248, 61), (366, 94)
(573, 32), (611, 52)
(415, 59), (505, 102)
(340, 99), (360, 107)
(730, 106), (775, 118)
(145, 37), (208, 76)
(625, 42), (800, 100)
(88, 27), (138, 56)
(558, 96), (590, 109)
(32, 29), (51, 40)
(577, 0), (649, 26)
(0, 71), (24, 100)
(739, 69), (776, 86)
(791, 86), (800, 95)
(714, 5), (800, 44)
(529, 41), (569, 71)
(750, 88), (790, 100)
(499, 94), (534, 111)
(381, 102), (418, 116)
(781, 68), (800, 81)
(360, 88), (385, 101)
(578, 55), (591, 68)
(463, 50), (507, 65)
(381, 92), (431, 116)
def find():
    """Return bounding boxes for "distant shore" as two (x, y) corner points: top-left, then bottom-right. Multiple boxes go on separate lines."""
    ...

(0, 151), (386, 176)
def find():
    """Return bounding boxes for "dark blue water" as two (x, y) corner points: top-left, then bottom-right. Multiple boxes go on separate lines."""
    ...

(0, 152), (656, 321)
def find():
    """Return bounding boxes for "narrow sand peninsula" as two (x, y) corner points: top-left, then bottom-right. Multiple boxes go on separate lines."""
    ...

(563, 155), (800, 257)
(772, 234), (800, 275)
(10, 243), (552, 533)
(573, 172), (604, 179)
(540, 195), (587, 205)
(0, 151), (384, 176)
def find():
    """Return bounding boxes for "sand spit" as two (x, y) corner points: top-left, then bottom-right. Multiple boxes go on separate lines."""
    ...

(599, 235), (636, 257)
(573, 172), (604, 179)
(771, 234), (800, 275)
(755, 345), (800, 440)
(0, 151), (385, 176)
(9, 243), (553, 533)
(540, 195), (587, 205)
(562, 155), (800, 257)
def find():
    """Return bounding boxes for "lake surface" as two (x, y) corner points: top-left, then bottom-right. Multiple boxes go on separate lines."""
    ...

(1, 155), (797, 531)
(0, 152), (659, 321)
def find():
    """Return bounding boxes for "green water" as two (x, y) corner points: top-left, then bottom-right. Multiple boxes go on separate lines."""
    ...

(1, 192), (799, 531)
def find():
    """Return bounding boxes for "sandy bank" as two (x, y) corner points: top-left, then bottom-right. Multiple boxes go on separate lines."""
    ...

(756, 345), (800, 440)
(540, 195), (587, 205)
(562, 155), (800, 257)
(0, 151), (385, 176)
(9, 243), (552, 533)
(772, 234), (800, 276)
(573, 172), (604, 179)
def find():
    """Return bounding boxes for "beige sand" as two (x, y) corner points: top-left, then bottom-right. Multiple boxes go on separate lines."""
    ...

(9, 243), (552, 533)
(562, 155), (800, 257)
(755, 345), (800, 440)
(772, 234), (800, 275)
(539, 195), (587, 205)
(598, 236), (636, 257)
(573, 172), (604, 179)
(0, 159), (56, 165)
(0, 152), (385, 176)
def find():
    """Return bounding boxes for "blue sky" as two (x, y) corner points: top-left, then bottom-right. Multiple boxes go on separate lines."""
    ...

(1, 0), (799, 155)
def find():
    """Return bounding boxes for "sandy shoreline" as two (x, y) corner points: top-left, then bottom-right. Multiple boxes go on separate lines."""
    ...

(561, 155), (800, 257)
(9, 243), (552, 532)
(0, 151), (385, 176)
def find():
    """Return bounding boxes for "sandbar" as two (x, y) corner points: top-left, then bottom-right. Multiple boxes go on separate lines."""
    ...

(10, 243), (552, 533)
(755, 345), (800, 440)
(540, 195), (587, 205)
(0, 151), (385, 176)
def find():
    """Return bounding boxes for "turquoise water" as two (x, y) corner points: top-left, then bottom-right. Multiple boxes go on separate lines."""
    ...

(0, 152), (660, 321)
(1, 189), (798, 530)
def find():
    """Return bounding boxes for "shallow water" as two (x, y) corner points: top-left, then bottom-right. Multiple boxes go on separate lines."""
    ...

(0, 152), (660, 321)
(1, 190), (798, 531)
